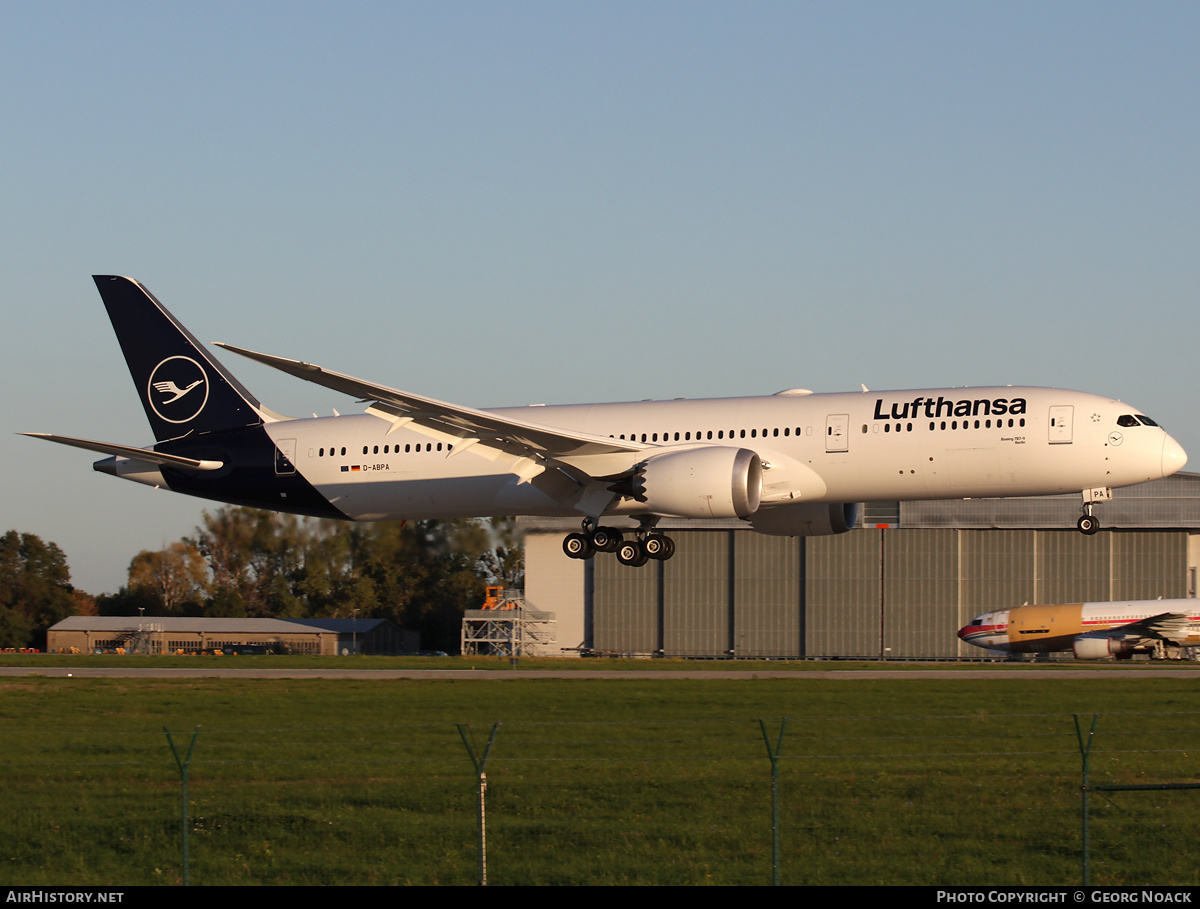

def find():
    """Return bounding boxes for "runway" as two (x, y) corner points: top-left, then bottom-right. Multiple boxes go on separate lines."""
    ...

(2, 665), (1199, 680)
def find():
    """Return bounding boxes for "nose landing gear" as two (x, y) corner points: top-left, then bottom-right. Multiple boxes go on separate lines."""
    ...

(1077, 487), (1112, 535)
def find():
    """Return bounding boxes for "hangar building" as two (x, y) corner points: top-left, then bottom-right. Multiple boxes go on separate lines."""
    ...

(48, 616), (415, 655)
(521, 472), (1200, 659)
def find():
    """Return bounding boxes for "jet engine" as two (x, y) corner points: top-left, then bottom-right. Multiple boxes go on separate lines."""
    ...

(746, 501), (859, 536)
(1071, 636), (1139, 660)
(626, 447), (762, 519)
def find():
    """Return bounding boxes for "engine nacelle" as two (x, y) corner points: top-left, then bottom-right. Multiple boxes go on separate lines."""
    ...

(746, 501), (859, 536)
(1072, 636), (1138, 660)
(634, 447), (762, 519)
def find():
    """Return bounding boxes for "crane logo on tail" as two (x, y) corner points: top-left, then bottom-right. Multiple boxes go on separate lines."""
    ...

(147, 356), (209, 424)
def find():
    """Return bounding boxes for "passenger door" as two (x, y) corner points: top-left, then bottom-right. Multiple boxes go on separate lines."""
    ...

(825, 414), (849, 452)
(1048, 406), (1073, 444)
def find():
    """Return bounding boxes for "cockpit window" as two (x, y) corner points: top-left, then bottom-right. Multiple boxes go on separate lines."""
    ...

(1136, 415), (1159, 427)
(1117, 415), (1140, 427)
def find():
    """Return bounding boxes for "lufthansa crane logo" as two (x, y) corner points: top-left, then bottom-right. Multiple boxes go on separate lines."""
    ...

(147, 356), (209, 424)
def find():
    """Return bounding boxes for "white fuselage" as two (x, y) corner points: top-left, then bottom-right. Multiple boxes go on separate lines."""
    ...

(257, 385), (1183, 522)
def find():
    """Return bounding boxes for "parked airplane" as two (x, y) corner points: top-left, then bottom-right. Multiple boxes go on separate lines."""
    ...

(23, 276), (1188, 567)
(959, 600), (1200, 660)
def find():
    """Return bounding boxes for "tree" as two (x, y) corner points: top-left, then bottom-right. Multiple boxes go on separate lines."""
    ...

(134, 506), (519, 652)
(474, 516), (525, 590)
(0, 531), (79, 649)
(351, 519), (491, 652)
(187, 507), (306, 617)
(127, 541), (208, 613)
(95, 585), (163, 619)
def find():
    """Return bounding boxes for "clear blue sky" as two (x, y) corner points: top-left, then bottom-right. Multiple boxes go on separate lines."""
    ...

(3, 1), (1197, 595)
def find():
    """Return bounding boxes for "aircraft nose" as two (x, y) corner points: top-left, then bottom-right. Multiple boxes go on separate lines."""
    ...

(1162, 434), (1188, 477)
(957, 622), (985, 645)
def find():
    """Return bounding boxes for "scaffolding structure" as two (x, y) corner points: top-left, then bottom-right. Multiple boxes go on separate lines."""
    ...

(113, 624), (164, 655)
(460, 588), (557, 657)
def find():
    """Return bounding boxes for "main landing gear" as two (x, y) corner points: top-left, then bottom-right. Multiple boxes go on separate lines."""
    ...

(562, 518), (676, 567)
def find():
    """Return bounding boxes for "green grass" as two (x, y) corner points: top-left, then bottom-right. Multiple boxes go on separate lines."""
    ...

(5, 651), (1199, 671)
(1, 676), (1198, 885)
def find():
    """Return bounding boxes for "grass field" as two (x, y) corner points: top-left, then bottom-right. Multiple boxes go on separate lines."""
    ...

(1, 669), (1198, 886)
(8, 652), (1200, 671)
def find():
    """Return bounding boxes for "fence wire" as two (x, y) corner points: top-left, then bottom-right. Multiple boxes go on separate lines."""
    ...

(1, 711), (1198, 886)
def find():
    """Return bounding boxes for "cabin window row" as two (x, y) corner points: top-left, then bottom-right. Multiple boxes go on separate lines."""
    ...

(314, 443), (454, 457)
(610, 427), (814, 442)
(314, 411), (1035, 458)
(606, 416), (1029, 442)
(861, 418), (1027, 433)
(927, 418), (1026, 431)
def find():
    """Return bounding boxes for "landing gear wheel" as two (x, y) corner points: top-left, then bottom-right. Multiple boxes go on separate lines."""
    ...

(658, 535), (675, 560)
(590, 526), (623, 553)
(563, 532), (595, 559)
(1077, 515), (1100, 535)
(642, 532), (675, 561)
(616, 540), (649, 567)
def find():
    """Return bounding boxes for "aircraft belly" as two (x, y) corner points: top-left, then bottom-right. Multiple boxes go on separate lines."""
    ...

(816, 437), (1047, 501)
(816, 451), (946, 502)
(937, 445), (1086, 498)
(817, 439), (1112, 501)
(1008, 633), (1081, 654)
(316, 474), (565, 522)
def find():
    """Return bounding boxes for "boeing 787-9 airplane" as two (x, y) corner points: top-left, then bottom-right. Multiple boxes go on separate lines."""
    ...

(23, 277), (1188, 567)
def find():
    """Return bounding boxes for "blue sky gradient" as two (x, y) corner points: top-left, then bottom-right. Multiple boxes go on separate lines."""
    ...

(3, 2), (1196, 594)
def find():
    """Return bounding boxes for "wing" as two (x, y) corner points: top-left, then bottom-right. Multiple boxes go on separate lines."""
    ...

(1108, 612), (1192, 644)
(19, 433), (224, 471)
(213, 343), (647, 479)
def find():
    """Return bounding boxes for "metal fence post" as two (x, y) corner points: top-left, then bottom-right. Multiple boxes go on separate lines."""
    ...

(163, 725), (201, 887)
(1072, 713), (1098, 886)
(457, 722), (500, 886)
(758, 717), (788, 886)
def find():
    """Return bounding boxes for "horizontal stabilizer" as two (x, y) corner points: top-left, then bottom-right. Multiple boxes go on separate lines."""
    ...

(19, 433), (224, 471)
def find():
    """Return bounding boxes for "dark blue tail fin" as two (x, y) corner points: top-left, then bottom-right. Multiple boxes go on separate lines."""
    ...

(93, 275), (263, 442)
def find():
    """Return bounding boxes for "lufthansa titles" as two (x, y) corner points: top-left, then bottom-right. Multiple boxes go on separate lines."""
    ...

(874, 395), (1028, 421)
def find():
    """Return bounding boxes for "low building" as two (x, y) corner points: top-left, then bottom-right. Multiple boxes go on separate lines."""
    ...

(48, 616), (415, 655)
